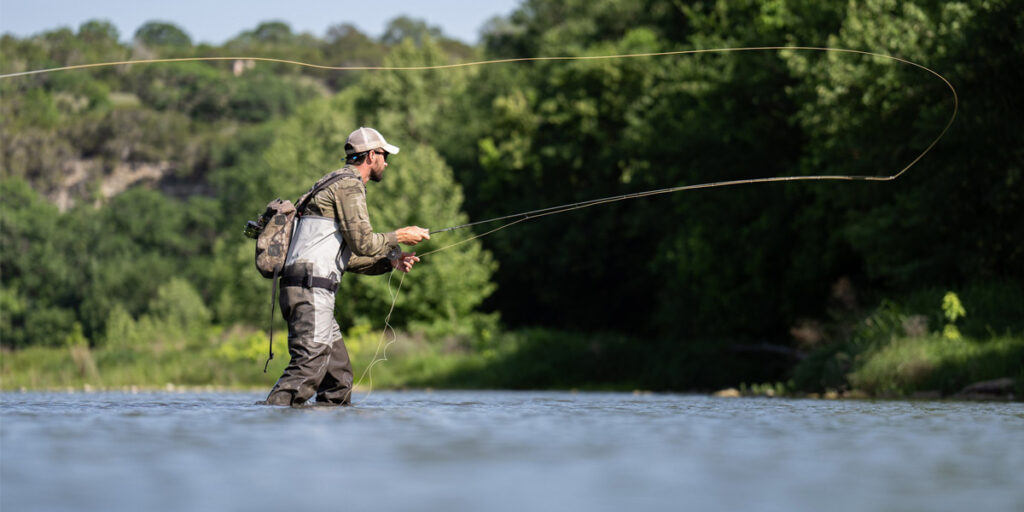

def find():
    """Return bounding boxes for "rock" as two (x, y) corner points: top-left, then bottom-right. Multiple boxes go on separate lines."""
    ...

(712, 388), (741, 398)
(911, 390), (942, 400)
(956, 378), (1015, 400)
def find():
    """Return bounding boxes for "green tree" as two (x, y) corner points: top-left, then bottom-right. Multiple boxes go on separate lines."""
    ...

(148, 278), (212, 331)
(134, 22), (192, 48)
(444, 0), (821, 335)
(381, 16), (445, 46)
(224, 21), (324, 77)
(75, 20), (129, 73)
(241, 21), (294, 44)
(130, 61), (230, 119)
(78, 20), (119, 43)
(783, 0), (1023, 289)
(321, 23), (386, 89)
(379, 16), (474, 59)
(215, 89), (496, 331)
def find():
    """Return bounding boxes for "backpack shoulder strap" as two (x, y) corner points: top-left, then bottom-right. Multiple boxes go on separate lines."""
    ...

(295, 168), (360, 214)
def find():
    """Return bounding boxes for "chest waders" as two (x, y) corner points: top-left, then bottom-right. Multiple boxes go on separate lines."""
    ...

(262, 171), (354, 372)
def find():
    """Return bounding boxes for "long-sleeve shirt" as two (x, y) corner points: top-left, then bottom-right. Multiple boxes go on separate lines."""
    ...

(298, 165), (399, 276)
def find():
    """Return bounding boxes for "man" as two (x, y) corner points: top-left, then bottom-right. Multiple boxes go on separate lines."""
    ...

(263, 127), (430, 406)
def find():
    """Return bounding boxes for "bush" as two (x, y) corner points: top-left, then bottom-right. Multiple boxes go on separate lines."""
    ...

(148, 278), (212, 331)
(21, 307), (78, 348)
(849, 335), (1024, 395)
(793, 286), (1024, 395)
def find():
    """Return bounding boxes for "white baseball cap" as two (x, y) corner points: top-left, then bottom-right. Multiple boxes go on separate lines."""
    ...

(345, 127), (400, 156)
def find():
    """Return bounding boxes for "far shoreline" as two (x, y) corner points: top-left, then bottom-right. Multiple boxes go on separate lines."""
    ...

(2, 385), (1018, 402)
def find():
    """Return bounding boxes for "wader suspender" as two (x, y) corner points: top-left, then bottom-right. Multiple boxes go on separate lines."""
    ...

(263, 171), (354, 372)
(265, 265), (280, 372)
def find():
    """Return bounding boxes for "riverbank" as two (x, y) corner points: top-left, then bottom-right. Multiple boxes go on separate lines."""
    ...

(2, 383), (1016, 402)
(2, 325), (1021, 400)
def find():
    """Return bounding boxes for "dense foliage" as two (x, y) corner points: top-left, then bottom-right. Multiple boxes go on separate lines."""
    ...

(429, 0), (1023, 340)
(1, 16), (488, 353)
(2, 1), (1021, 393)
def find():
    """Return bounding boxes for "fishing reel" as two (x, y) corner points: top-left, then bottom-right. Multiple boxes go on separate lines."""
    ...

(243, 217), (265, 239)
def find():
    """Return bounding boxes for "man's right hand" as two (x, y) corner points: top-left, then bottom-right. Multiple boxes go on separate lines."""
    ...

(395, 226), (430, 246)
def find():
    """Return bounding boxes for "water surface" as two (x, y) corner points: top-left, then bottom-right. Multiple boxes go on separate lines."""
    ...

(2, 391), (1022, 511)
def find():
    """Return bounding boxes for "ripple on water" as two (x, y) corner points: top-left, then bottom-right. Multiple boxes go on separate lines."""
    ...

(1, 390), (1022, 512)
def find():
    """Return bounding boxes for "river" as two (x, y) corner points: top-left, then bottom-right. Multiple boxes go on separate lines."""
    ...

(1, 391), (1022, 511)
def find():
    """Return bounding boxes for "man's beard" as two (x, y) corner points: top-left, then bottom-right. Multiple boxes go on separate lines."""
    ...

(370, 167), (385, 182)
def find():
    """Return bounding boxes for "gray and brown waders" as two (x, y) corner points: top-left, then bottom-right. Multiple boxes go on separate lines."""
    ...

(265, 278), (353, 406)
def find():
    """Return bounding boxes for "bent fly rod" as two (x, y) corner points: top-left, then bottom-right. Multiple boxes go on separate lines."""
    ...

(428, 173), (907, 237)
(413, 49), (957, 240)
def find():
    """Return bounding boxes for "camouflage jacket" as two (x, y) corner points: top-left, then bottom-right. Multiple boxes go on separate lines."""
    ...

(291, 165), (399, 276)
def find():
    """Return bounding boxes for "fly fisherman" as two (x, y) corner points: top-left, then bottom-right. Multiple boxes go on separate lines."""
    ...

(262, 127), (430, 406)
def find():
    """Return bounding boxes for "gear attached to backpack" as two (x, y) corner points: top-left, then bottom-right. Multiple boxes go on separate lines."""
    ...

(243, 169), (356, 372)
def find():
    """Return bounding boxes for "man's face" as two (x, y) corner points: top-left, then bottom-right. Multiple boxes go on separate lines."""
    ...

(369, 150), (388, 182)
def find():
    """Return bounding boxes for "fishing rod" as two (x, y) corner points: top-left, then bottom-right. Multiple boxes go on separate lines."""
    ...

(429, 173), (882, 236)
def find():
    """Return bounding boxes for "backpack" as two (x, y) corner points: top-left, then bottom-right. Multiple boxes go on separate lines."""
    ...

(249, 199), (297, 278)
(246, 169), (355, 277)
(243, 169), (355, 371)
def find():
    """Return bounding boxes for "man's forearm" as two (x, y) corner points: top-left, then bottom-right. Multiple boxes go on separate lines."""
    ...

(347, 255), (393, 275)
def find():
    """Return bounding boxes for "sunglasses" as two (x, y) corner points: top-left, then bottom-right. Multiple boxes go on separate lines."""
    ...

(374, 150), (389, 162)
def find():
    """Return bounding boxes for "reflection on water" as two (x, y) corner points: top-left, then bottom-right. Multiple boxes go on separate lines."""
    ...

(2, 391), (1022, 512)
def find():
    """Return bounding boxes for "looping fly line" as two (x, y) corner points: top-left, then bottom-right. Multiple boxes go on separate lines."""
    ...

(1, 48), (959, 238)
(3, 47), (958, 399)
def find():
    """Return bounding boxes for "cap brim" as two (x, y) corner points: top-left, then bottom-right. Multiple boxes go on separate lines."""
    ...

(382, 143), (399, 155)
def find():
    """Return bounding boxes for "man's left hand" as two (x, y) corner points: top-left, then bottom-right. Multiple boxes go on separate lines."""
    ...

(391, 252), (420, 273)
